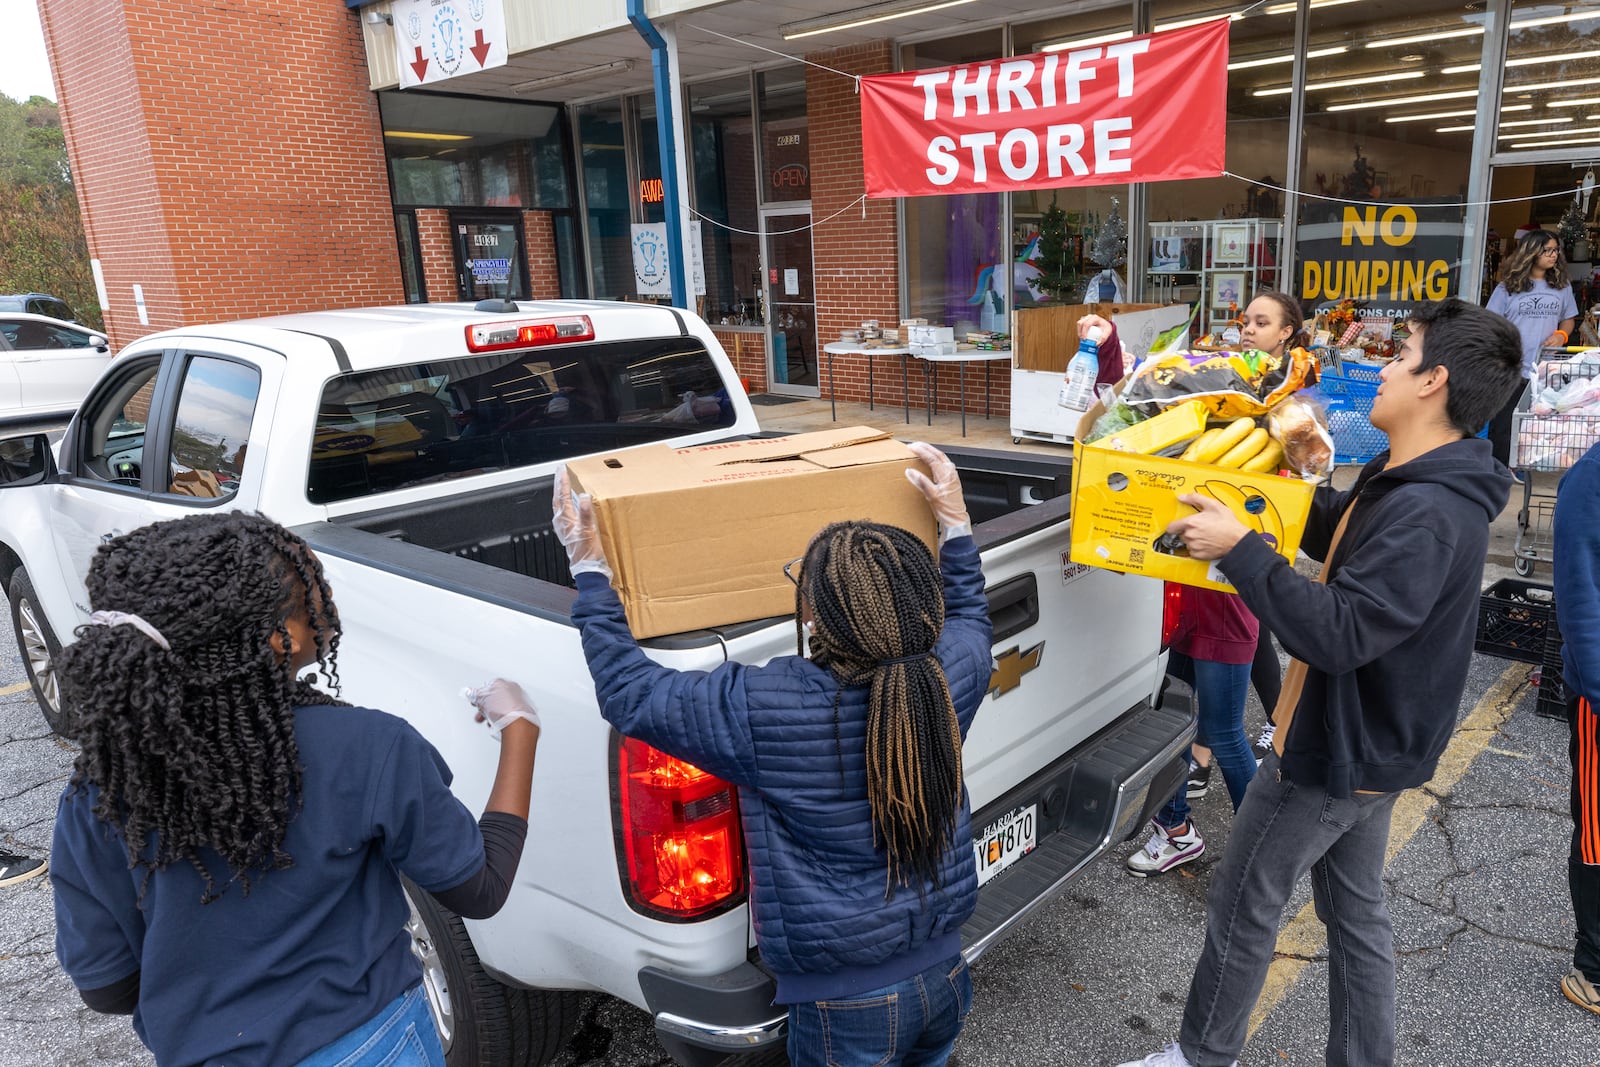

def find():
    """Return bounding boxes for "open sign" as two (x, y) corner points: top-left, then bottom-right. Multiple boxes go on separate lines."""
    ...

(771, 164), (809, 189)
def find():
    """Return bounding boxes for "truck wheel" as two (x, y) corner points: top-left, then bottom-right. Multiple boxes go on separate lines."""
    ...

(8, 568), (70, 736)
(402, 878), (580, 1066)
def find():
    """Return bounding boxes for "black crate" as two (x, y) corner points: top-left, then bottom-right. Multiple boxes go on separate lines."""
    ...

(1475, 579), (1557, 664)
(1537, 607), (1571, 719)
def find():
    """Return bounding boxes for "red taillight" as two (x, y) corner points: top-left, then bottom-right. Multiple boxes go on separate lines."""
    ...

(1160, 581), (1184, 649)
(464, 315), (594, 353)
(614, 737), (745, 919)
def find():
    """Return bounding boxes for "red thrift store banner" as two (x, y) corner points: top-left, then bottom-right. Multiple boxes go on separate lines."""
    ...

(860, 19), (1229, 198)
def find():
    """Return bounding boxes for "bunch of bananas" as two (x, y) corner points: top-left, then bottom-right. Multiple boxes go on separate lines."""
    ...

(1179, 416), (1284, 473)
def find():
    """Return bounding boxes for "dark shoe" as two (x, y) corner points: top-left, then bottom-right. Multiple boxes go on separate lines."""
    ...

(1254, 722), (1276, 765)
(0, 849), (47, 887)
(1185, 759), (1211, 800)
(1563, 967), (1600, 1017)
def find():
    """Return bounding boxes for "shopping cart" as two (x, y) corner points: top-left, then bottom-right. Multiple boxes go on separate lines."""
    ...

(1508, 355), (1600, 577)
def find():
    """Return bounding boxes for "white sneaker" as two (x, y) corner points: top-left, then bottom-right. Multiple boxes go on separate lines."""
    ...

(1253, 722), (1276, 765)
(1125, 819), (1205, 877)
(1114, 1041), (1237, 1067)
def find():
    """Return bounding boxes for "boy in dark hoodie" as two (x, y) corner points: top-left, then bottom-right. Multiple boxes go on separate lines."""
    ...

(1554, 437), (1600, 1018)
(1117, 298), (1520, 1067)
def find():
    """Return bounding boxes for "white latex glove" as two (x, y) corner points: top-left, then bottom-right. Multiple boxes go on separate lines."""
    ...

(463, 679), (541, 738)
(904, 441), (972, 544)
(553, 466), (612, 578)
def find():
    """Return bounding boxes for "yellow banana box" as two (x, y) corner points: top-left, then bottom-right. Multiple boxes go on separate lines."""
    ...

(1068, 443), (1314, 593)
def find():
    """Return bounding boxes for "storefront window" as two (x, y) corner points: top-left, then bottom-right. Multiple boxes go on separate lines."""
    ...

(758, 68), (809, 206)
(901, 30), (1008, 334)
(381, 92), (570, 209)
(1294, 0), (1481, 316)
(636, 98), (666, 226)
(578, 100), (633, 300)
(395, 211), (425, 303)
(690, 75), (763, 324)
(1500, 1), (1600, 150)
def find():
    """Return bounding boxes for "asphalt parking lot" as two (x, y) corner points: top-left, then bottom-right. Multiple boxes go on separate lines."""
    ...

(0, 411), (1593, 1065)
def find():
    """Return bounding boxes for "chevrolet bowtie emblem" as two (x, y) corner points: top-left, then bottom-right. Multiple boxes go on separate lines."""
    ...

(989, 641), (1044, 698)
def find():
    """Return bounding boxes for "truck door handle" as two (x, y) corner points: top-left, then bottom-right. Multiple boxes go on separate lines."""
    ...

(985, 574), (1039, 643)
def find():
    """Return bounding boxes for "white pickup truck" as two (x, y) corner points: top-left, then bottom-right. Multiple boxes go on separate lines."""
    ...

(0, 300), (1192, 1066)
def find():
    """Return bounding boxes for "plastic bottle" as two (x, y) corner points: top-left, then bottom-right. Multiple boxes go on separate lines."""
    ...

(1220, 301), (1243, 346)
(1058, 325), (1106, 411)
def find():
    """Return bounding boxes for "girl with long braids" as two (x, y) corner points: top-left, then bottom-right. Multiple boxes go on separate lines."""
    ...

(560, 443), (993, 1067)
(49, 512), (541, 1067)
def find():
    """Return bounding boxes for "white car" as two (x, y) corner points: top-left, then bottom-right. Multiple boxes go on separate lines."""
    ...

(0, 312), (113, 421)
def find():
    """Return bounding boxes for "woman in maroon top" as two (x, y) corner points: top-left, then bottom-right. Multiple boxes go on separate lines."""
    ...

(1125, 586), (1260, 876)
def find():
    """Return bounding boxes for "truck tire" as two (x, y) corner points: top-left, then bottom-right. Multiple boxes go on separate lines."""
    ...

(9, 568), (71, 736)
(402, 878), (579, 1066)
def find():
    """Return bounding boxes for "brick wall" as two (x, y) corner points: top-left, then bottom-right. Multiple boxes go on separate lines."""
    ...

(39, 0), (402, 348)
(415, 209), (457, 302)
(804, 40), (1012, 420)
(523, 211), (560, 299)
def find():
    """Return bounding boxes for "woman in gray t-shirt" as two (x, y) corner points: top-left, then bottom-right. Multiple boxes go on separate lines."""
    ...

(1486, 228), (1579, 467)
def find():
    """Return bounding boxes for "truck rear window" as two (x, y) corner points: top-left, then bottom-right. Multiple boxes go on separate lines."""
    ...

(308, 337), (736, 503)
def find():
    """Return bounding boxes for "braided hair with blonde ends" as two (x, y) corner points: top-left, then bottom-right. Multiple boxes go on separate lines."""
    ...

(797, 521), (963, 896)
(57, 512), (345, 903)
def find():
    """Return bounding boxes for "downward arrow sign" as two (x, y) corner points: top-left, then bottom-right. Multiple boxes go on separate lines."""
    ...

(410, 46), (429, 81)
(470, 29), (492, 67)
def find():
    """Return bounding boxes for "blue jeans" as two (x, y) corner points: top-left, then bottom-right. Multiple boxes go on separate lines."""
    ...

(786, 955), (973, 1067)
(1158, 653), (1256, 828)
(295, 984), (445, 1067)
(1179, 753), (1401, 1067)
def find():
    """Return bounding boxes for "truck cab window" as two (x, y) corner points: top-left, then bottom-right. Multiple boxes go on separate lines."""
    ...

(309, 338), (735, 504)
(165, 357), (260, 500)
(77, 364), (160, 487)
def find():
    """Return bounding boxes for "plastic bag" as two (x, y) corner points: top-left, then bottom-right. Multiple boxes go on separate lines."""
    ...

(1266, 393), (1335, 482)
(1120, 351), (1263, 419)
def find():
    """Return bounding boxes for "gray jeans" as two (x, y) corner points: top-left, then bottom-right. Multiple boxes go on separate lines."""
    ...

(1179, 752), (1402, 1067)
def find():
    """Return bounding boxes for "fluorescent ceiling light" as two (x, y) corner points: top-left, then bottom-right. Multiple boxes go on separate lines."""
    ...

(1229, 45), (1347, 70)
(780, 0), (982, 40)
(1366, 26), (1483, 49)
(1511, 134), (1600, 148)
(1436, 117), (1572, 132)
(1262, 0), (1361, 14)
(1043, 13), (1235, 53)
(509, 60), (632, 94)
(1364, 9), (1598, 51)
(1385, 105), (1531, 122)
(1502, 125), (1600, 140)
(1254, 71), (1421, 97)
(1512, 11), (1600, 31)
(1511, 75), (1600, 93)
(1444, 49), (1600, 76)
(1550, 97), (1600, 108)
(1326, 89), (1478, 112)
(382, 130), (472, 141)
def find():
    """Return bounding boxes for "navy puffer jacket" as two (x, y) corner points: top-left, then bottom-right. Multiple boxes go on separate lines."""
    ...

(573, 535), (993, 1004)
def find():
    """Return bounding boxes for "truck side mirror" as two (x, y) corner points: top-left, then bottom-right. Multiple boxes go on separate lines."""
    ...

(91, 334), (109, 352)
(0, 433), (57, 487)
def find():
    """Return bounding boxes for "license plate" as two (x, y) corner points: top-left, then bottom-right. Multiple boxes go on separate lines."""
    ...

(973, 803), (1037, 887)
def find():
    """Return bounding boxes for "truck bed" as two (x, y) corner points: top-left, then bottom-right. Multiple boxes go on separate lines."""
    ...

(322, 444), (1075, 608)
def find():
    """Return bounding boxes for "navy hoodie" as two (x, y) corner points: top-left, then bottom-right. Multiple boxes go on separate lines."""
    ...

(1555, 442), (1600, 703)
(1219, 437), (1513, 798)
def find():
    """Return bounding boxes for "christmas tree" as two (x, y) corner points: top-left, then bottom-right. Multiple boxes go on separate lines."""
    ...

(1091, 196), (1128, 268)
(1033, 194), (1078, 302)
(1559, 194), (1588, 256)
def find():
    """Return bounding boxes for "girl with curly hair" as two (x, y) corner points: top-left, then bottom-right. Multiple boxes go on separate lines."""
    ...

(560, 443), (994, 1067)
(1487, 228), (1579, 466)
(49, 512), (540, 1067)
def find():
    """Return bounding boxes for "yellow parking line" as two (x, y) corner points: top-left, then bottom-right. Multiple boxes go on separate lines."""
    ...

(1246, 661), (1533, 1037)
(0, 681), (31, 697)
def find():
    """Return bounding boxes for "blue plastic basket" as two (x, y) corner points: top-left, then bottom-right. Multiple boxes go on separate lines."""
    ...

(1317, 374), (1388, 464)
(1334, 360), (1385, 382)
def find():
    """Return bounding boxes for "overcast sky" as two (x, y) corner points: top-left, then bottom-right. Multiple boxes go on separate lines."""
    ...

(0, 1), (56, 104)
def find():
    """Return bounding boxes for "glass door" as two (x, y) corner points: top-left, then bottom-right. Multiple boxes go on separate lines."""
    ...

(761, 207), (819, 396)
(450, 211), (529, 303)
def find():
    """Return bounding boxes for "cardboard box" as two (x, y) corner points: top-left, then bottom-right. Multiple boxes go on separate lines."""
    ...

(1070, 390), (1313, 593)
(908, 325), (955, 345)
(566, 426), (937, 637)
